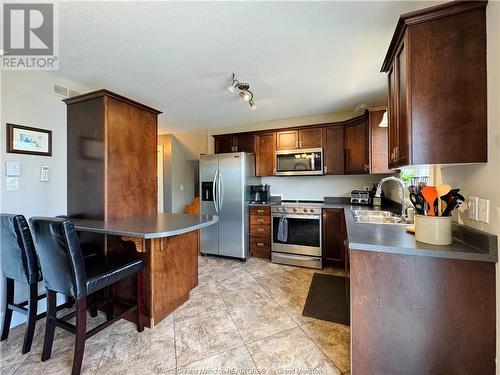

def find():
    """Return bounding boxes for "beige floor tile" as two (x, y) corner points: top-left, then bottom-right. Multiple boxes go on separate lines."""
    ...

(248, 327), (341, 375)
(301, 320), (350, 373)
(14, 340), (104, 375)
(217, 280), (271, 307)
(96, 315), (176, 374)
(226, 297), (297, 343)
(176, 346), (256, 374)
(30, 312), (111, 356)
(0, 317), (46, 370)
(174, 309), (244, 366)
(173, 285), (227, 323)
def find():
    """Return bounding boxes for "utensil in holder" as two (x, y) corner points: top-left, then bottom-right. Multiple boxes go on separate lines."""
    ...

(414, 214), (452, 245)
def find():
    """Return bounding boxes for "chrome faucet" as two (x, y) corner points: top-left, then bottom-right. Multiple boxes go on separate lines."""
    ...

(375, 176), (407, 218)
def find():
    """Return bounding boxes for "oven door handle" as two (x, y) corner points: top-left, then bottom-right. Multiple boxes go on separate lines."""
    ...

(271, 214), (321, 220)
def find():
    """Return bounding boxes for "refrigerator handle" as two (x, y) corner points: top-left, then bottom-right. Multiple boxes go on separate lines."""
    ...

(212, 170), (219, 214)
(218, 170), (224, 212)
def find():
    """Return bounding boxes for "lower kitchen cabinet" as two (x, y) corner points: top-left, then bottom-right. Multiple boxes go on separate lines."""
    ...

(350, 249), (495, 374)
(249, 206), (271, 259)
(322, 208), (346, 266)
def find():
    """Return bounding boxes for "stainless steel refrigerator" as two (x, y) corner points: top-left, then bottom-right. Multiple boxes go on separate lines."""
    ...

(200, 152), (258, 260)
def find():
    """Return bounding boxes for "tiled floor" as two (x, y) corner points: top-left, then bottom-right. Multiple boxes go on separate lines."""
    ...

(0, 256), (350, 374)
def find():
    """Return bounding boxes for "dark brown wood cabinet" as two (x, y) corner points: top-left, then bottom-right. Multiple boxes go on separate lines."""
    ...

(276, 130), (298, 150)
(368, 107), (391, 173)
(249, 206), (271, 259)
(323, 125), (344, 175)
(214, 133), (255, 153)
(299, 128), (322, 149)
(214, 134), (234, 154)
(255, 132), (276, 176)
(65, 89), (161, 221)
(322, 208), (346, 266)
(351, 249), (495, 375)
(344, 118), (369, 174)
(382, 1), (487, 167)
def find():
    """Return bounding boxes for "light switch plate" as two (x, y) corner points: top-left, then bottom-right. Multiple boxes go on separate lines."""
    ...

(478, 198), (489, 224)
(468, 196), (479, 221)
(40, 165), (50, 182)
(6, 176), (19, 191)
(5, 161), (20, 176)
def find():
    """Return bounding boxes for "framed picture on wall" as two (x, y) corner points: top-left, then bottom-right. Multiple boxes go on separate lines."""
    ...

(6, 123), (52, 156)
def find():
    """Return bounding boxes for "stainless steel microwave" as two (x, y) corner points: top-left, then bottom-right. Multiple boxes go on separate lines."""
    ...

(275, 148), (323, 176)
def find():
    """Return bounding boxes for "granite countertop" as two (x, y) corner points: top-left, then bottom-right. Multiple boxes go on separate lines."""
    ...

(322, 201), (498, 263)
(72, 213), (218, 239)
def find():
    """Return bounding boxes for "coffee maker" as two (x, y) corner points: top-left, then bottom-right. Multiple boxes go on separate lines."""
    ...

(250, 184), (270, 204)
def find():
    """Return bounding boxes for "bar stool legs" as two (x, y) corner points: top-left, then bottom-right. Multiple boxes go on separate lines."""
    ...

(41, 290), (57, 361)
(23, 283), (38, 354)
(1, 278), (39, 354)
(72, 298), (87, 375)
(1, 278), (14, 341)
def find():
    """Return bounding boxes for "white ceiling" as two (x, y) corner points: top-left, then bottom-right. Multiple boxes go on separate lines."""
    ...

(58, 1), (439, 132)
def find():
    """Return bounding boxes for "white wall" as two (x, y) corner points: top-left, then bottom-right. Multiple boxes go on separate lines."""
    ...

(263, 175), (388, 200)
(434, 2), (500, 369)
(158, 134), (199, 214)
(0, 70), (91, 327)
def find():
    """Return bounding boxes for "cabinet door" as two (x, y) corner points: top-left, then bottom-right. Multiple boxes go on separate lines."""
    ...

(387, 65), (398, 169)
(369, 109), (391, 173)
(255, 133), (276, 176)
(214, 135), (235, 154)
(395, 40), (410, 166)
(345, 120), (369, 174)
(322, 209), (346, 266)
(235, 133), (255, 153)
(276, 130), (298, 150)
(299, 128), (322, 148)
(323, 126), (344, 175)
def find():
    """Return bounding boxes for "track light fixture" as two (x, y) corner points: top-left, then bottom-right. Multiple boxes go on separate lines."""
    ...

(227, 73), (257, 111)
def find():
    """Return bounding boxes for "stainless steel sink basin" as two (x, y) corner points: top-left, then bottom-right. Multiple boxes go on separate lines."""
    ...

(352, 210), (406, 225)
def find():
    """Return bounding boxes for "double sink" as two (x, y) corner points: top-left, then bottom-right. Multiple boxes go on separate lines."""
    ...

(352, 210), (407, 225)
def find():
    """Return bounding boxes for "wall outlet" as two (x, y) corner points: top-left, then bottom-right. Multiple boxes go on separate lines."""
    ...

(468, 196), (479, 221)
(478, 198), (489, 224)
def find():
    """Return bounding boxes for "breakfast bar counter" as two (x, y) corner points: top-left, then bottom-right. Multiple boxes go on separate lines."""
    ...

(73, 213), (218, 327)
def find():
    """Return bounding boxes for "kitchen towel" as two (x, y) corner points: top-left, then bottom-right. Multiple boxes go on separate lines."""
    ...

(277, 216), (288, 242)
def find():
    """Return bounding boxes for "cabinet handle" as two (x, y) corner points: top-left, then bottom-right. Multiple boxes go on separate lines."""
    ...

(299, 140), (302, 148)
(364, 164), (369, 172)
(257, 242), (264, 247)
(295, 140), (298, 148)
(257, 219), (264, 224)
(323, 166), (328, 174)
(257, 228), (264, 233)
(257, 209), (264, 213)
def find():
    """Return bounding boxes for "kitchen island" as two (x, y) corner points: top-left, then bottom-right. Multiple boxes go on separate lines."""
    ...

(323, 200), (497, 375)
(72, 213), (218, 327)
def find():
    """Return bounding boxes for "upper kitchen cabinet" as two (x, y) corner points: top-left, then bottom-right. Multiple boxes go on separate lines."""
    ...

(382, 1), (487, 167)
(344, 117), (369, 174)
(367, 107), (391, 173)
(298, 128), (322, 149)
(214, 134), (235, 153)
(255, 132), (276, 176)
(276, 128), (322, 150)
(276, 130), (298, 150)
(323, 125), (344, 175)
(214, 133), (255, 153)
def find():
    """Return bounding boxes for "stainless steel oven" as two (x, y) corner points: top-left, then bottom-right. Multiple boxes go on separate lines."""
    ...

(271, 201), (322, 269)
(275, 148), (323, 176)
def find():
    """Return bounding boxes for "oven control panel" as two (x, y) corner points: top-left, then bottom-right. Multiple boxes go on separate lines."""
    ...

(272, 205), (322, 215)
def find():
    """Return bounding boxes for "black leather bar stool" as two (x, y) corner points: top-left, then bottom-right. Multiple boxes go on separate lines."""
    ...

(30, 217), (144, 375)
(1, 214), (43, 353)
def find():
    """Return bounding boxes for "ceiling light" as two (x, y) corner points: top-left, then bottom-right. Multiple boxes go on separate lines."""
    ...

(379, 111), (388, 128)
(240, 91), (252, 102)
(227, 73), (257, 111)
(227, 74), (239, 93)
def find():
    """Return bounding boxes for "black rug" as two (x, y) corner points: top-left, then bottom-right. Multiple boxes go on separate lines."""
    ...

(302, 273), (350, 326)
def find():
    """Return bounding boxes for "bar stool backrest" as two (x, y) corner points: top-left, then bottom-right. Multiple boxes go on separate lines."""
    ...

(1, 214), (41, 284)
(30, 217), (86, 299)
